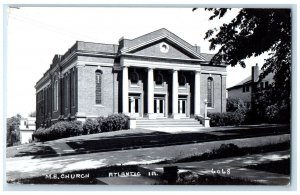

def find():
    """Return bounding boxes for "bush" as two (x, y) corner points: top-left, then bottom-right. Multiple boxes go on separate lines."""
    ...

(96, 116), (105, 128)
(101, 114), (129, 132)
(226, 98), (247, 112)
(32, 127), (46, 141)
(208, 110), (246, 127)
(33, 121), (83, 142)
(33, 114), (129, 141)
(83, 119), (100, 135)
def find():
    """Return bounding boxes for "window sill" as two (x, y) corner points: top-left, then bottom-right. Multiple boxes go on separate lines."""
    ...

(130, 85), (140, 88)
(95, 104), (104, 107)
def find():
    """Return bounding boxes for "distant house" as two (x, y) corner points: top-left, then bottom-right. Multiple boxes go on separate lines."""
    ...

(19, 117), (36, 144)
(227, 64), (274, 108)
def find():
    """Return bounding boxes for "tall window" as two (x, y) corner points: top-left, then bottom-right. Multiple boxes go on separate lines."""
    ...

(45, 87), (48, 114)
(130, 71), (139, 84)
(72, 69), (76, 107)
(95, 70), (102, 104)
(54, 79), (58, 111)
(179, 73), (186, 86)
(155, 72), (163, 85)
(207, 77), (213, 107)
(65, 75), (69, 108)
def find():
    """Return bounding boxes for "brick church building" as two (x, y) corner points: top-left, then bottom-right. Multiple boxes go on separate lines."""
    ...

(35, 29), (227, 128)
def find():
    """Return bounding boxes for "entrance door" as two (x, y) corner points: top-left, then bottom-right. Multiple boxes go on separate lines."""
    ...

(129, 95), (141, 118)
(178, 98), (187, 117)
(154, 96), (165, 117)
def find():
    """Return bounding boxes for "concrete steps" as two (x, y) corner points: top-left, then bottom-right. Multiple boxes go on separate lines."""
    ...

(136, 118), (203, 128)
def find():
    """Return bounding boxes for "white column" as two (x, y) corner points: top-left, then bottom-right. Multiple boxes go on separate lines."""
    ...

(130, 97), (134, 115)
(147, 68), (155, 119)
(194, 70), (201, 116)
(172, 69), (180, 119)
(122, 66), (129, 114)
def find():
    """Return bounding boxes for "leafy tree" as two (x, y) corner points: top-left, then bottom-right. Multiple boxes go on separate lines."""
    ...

(202, 8), (291, 123)
(6, 114), (22, 146)
(226, 98), (247, 112)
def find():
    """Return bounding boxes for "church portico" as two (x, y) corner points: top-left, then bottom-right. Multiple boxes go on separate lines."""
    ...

(121, 57), (202, 119)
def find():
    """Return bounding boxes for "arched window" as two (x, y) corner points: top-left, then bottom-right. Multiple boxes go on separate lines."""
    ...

(207, 77), (213, 107)
(72, 69), (76, 107)
(155, 72), (164, 85)
(54, 79), (58, 111)
(95, 70), (102, 104)
(179, 73), (186, 86)
(130, 71), (139, 84)
(65, 74), (69, 109)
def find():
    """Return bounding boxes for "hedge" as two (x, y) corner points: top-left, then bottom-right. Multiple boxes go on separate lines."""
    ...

(33, 114), (130, 142)
(208, 110), (246, 127)
(33, 121), (83, 142)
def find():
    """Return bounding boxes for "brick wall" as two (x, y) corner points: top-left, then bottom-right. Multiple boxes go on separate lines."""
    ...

(77, 65), (114, 118)
(200, 73), (226, 114)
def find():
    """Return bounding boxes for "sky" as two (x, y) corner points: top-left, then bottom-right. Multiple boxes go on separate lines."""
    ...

(6, 7), (267, 117)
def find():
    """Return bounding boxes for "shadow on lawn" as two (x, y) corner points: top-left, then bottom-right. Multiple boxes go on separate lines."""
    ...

(15, 145), (57, 157)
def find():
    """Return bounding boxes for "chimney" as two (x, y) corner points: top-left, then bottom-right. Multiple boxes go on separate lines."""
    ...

(195, 44), (201, 53)
(251, 63), (259, 82)
(118, 36), (125, 48)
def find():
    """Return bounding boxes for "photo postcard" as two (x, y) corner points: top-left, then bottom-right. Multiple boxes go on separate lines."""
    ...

(5, 5), (292, 187)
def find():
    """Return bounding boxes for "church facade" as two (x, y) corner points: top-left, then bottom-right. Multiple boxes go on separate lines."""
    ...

(35, 29), (227, 128)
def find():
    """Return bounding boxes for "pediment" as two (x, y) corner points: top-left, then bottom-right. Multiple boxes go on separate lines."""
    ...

(120, 29), (205, 61)
(128, 40), (198, 60)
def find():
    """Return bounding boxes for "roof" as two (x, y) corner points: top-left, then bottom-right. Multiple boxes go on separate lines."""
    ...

(200, 53), (215, 62)
(227, 69), (266, 90)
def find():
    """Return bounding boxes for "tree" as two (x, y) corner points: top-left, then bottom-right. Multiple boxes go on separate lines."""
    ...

(6, 114), (22, 146)
(202, 8), (291, 123)
(226, 98), (247, 112)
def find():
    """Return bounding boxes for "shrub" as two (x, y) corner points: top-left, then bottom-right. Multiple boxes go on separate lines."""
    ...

(83, 119), (100, 135)
(33, 114), (129, 141)
(32, 127), (46, 141)
(96, 116), (105, 128)
(66, 121), (83, 137)
(33, 121), (83, 142)
(208, 111), (246, 127)
(101, 114), (129, 132)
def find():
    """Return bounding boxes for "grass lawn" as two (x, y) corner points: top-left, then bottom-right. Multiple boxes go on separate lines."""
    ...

(156, 141), (290, 164)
